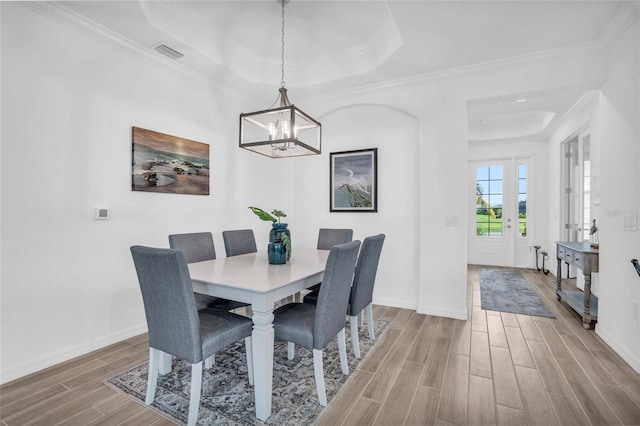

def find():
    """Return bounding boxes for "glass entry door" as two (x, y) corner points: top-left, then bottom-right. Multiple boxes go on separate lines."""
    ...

(560, 128), (591, 288)
(468, 158), (530, 267)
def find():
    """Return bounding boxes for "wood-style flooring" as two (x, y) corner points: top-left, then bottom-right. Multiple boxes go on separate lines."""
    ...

(2, 266), (640, 425)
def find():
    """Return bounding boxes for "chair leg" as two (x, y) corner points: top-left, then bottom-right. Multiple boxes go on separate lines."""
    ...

(145, 347), (159, 405)
(366, 304), (375, 340)
(159, 350), (172, 375)
(358, 311), (364, 328)
(245, 337), (254, 386)
(287, 342), (295, 360)
(338, 328), (349, 375)
(312, 349), (327, 406)
(204, 354), (215, 369)
(349, 315), (361, 358)
(187, 361), (203, 426)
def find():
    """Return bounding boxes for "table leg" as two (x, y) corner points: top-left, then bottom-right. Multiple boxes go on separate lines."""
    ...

(583, 274), (592, 329)
(251, 309), (275, 421)
(556, 257), (562, 300)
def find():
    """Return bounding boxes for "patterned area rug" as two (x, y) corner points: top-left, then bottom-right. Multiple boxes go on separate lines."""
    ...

(105, 319), (389, 425)
(479, 268), (555, 318)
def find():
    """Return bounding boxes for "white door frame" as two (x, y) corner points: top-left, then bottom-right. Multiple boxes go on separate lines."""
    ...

(468, 157), (532, 268)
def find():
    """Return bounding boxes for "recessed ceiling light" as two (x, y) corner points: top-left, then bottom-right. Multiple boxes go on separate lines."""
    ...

(516, 98), (527, 103)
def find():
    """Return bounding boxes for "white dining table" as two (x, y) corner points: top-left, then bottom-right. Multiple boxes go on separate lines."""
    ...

(187, 248), (329, 421)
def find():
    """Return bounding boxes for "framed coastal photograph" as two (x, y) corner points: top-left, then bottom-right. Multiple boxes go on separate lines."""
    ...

(131, 127), (210, 195)
(330, 148), (377, 212)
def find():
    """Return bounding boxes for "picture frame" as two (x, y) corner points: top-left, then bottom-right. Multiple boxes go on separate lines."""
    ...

(330, 148), (377, 212)
(131, 127), (210, 195)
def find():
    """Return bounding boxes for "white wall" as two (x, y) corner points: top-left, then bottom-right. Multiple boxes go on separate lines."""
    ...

(0, 3), (285, 383)
(546, 16), (640, 372)
(593, 17), (640, 372)
(293, 104), (421, 309)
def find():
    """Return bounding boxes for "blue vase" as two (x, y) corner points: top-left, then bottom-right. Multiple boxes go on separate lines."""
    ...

(268, 242), (287, 264)
(269, 223), (291, 261)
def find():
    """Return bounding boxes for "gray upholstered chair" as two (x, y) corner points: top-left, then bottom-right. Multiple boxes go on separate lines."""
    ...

(222, 229), (258, 257)
(130, 246), (254, 426)
(307, 228), (354, 292)
(304, 234), (385, 358)
(317, 228), (353, 250)
(273, 240), (361, 406)
(168, 232), (250, 312)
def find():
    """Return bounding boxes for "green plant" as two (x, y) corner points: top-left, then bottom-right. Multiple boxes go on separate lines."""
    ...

(248, 207), (287, 223)
(249, 206), (292, 260)
(281, 232), (291, 260)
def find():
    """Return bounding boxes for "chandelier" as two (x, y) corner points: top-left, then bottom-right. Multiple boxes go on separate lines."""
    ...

(239, 0), (321, 158)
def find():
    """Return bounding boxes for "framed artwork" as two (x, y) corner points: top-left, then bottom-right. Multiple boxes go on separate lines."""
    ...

(131, 127), (210, 195)
(330, 148), (377, 212)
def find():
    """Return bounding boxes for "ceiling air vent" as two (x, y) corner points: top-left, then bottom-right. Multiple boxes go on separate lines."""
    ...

(154, 44), (184, 60)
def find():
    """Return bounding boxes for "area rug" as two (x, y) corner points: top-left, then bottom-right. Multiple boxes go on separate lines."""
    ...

(479, 268), (554, 318)
(105, 319), (389, 425)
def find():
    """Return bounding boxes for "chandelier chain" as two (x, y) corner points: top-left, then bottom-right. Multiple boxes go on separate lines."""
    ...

(280, 0), (286, 88)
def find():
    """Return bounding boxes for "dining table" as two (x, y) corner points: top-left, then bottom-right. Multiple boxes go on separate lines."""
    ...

(186, 248), (330, 421)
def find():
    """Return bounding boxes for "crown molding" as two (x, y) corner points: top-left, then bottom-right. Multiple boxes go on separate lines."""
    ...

(305, 2), (640, 103)
(21, 1), (639, 106)
(21, 1), (248, 103)
(600, 1), (640, 49)
(306, 39), (608, 103)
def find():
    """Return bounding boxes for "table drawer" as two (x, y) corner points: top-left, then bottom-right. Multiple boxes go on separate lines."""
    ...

(574, 253), (584, 268)
(563, 249), (574, 264)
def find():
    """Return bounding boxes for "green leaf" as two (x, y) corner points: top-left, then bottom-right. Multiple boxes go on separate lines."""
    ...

(281, 233), (292, 261)
(248, 206), (277, 222)
(271, 209), (287, 218)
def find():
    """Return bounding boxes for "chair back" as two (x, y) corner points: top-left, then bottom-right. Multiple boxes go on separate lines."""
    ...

(222, 229), (258, 257)
(130, 246), (203, 363)
(168, 232), (216, 263)
(349, 234), (385, 316)
(317, 228), (353, 250)
(313, 240), (361, 349)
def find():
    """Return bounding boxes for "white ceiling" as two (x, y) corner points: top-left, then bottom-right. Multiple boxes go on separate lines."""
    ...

(55, 0), (629, 141)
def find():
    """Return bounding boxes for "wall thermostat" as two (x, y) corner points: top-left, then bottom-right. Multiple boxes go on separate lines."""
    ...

(94, 207), (110, 220)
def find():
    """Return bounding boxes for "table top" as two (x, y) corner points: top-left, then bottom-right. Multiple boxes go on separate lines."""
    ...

(555, 241), (599, 254)
(188, 248), (330, 294)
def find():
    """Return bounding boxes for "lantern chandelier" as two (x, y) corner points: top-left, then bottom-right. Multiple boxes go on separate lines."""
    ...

(239, 0), (322, 158)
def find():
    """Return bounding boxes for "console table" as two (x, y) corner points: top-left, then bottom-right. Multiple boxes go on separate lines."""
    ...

(556, 241), (599, 329)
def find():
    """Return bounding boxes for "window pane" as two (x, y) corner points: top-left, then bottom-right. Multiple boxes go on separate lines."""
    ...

(488, 194), (502, 207)
(518, 164), (526, 178)
(518, 163), (527, 238)
(489, 180), (503, 194)
(489, 166), (503, 179)
(476, 167), (489, 180)
(476, 165), (503, 238)
(518, 179), (527, 193)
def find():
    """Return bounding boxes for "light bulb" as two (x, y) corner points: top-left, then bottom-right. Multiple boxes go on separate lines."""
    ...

(267, 122), (276, 141)
(282, 120), (290, 139)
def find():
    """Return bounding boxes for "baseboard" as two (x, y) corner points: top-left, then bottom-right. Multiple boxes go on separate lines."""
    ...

(417, 305), (468, 320)
(1, 324), (148, 385)
(372, 296), (417, 311)
(595, 325), (640, 373)
(372, 296), (468, 320)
